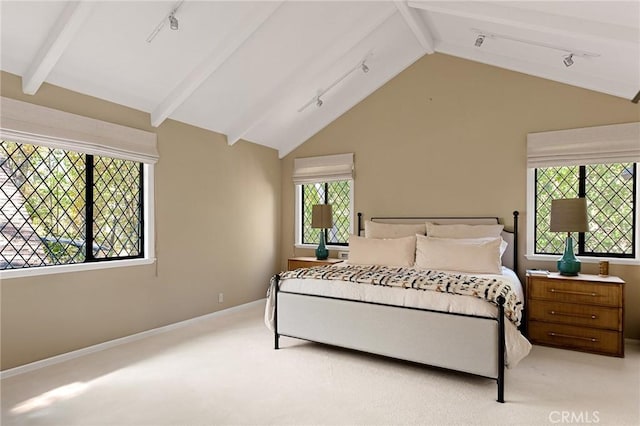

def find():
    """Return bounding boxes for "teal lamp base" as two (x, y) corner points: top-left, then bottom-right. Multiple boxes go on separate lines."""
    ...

(316, 232), (328, 260)
(557, 236), (581, 276)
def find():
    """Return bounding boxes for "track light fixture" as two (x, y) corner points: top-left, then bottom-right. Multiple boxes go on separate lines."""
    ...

(563, 53), (574, 67)
(298, 54), (373, 113)
(146, 0), (184, 43)
(470, 29), (599, 68)
(169, 13), (179, 31)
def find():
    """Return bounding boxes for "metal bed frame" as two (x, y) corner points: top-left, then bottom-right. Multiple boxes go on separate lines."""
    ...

(273, 211), (520, 403)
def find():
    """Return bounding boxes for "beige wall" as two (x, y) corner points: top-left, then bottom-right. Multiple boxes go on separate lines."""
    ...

(281, 53), (640, 338)
(1, 72), (282, 370)
(2, 50), (639, 370)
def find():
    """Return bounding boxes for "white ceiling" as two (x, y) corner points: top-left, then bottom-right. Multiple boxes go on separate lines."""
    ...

(1, 1), (639, 158)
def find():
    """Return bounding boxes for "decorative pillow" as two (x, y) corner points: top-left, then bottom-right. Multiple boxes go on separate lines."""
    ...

(414, 235), (502, 274)
(365, 220), (426, 239)
(348, 234), (416, 267)
(426, 222), (504, 239)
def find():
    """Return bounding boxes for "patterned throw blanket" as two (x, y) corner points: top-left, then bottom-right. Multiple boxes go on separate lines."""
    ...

(277, 264), (523, 326)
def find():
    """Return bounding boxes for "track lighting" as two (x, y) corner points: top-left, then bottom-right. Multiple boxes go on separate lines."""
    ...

(470, 29), (599, 68)
(169, 13), (179, 31)
(146, 1), (184, 43)
(563, 53), (574, 67)
(298, 53), (373, 113)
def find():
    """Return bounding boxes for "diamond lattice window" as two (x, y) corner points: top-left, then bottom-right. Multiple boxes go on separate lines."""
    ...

(535, 166), (579, 254)
(93, 157), (143, 258)
(584, 164), (635, 255)
(534, 163), (636, 258)
(1, 140), (143, 269)
(301, 181), (351, 246)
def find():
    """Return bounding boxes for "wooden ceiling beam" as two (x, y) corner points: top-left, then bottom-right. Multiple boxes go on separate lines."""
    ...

(407, 1), (636, 43)
(394, 1), (435, 54)
(22, 1), (94, 95)
(225, 5), (397, 146)
(150, 2), (283, 128)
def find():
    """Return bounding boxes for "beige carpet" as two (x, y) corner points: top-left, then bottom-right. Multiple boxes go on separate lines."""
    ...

(2, 300), (639, 425)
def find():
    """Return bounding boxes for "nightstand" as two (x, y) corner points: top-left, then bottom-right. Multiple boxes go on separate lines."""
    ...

(287, 256), (343, 271)
(526, 272), (624, 357)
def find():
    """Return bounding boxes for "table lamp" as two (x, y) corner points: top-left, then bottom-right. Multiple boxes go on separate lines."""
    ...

(550, 198), (589, 276)
(311, 204), (332, 260)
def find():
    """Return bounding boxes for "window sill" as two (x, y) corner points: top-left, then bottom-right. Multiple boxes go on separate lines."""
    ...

(295, 243), (349, 251)
(0, 258), (156, 280)
(525, 254), (639, 266)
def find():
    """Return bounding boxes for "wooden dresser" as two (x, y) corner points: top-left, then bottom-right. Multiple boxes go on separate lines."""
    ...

(526, 272), (624, 357)
(287, 257), (343, 271)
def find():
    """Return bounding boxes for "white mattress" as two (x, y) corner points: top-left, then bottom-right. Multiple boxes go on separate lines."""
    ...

(267, 265), (532, 367)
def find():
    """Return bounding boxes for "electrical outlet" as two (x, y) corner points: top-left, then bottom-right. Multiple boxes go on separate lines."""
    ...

(338, 251), (349, 260)
(218, 293), (224, 303)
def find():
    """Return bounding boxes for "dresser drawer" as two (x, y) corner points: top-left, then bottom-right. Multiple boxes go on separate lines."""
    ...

(528, 300), (621, 331)
(528, 278), (621, 307)
(528, 321), (623, 357)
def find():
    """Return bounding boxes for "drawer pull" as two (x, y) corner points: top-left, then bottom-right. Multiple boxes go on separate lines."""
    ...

(549, 288), (598, 297)
(549, 310), (597, 320)
(548, 332), (598, 342)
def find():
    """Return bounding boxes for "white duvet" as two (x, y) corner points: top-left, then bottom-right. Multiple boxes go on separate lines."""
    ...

(265, 265), (532, 368)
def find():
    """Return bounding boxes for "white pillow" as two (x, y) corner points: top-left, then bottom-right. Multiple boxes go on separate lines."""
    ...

(453, 237), (508, 257)
(365, 220), (426, 239)
(348, 234), (416, 267)
(426, 222), (504, 239)
(414, 235), (502, 274)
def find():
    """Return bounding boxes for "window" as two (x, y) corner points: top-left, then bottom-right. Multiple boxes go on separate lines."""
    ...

(301, 181), (351, 246)
(0, 96), (158, 277)
(293, 153), (354, 248)
(1, 141), (144, 268)
(534, 163), (636, 258)
(526, 122), (640, 263)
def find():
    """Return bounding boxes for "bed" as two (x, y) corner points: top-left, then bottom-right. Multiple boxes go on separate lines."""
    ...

(265, 212), (531, 402)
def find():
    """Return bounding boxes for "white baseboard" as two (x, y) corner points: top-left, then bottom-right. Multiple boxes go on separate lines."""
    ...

(624, 338), (640, 346)
(1, 299), (266, 380)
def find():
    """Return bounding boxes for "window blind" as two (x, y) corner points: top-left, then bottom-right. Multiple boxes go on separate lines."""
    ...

(293, 153), (354, 184)
(527, 122), (640, 168)
(0, 97), (159, 164)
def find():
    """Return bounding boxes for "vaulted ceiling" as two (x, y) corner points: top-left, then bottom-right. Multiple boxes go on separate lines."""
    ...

(1, 1), (639, 157)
